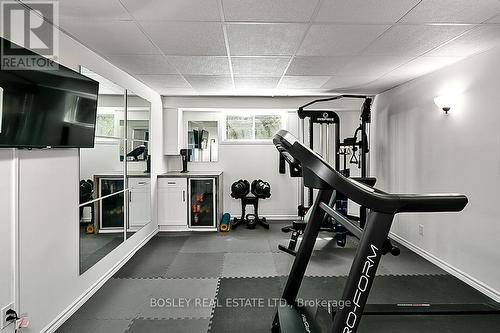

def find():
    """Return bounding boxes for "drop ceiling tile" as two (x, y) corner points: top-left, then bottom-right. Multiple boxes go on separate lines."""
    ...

(160, 88), (198, 96)
(286, 56), (351, 75)
(121, 0), (220, 21)
(297, 24), (390, 56)
(356, 75), (412, 94)
(137, 74), (191, 89)
(140, 22), (226, 56)
(428, 25), (500, 57)
(388, 56), (463, 78)
(59, 19), (159, 55)
(222, 0), (319, 22)
(337, 56), (412, 77)
(278, 76), (331, 89)
(108, 55), (178, 74)
(231, 57), (290, 76)
(321, 76), (378, 90)
(362, 25), (470, 56)
(234, 77), (280, 89)
(226, 24), (308, 56)
(59, 0), (132, 19)
(401, 0), (500, 23)
(184, 75), (234, 90)
(167, 56), (230, 75)
(316, 0), (420, 24)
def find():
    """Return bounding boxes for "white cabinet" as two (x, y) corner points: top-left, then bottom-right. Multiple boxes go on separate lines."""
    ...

(163, 108), (183, 155)
(158, 178), (187, 226)
(129, 179), (151, 229)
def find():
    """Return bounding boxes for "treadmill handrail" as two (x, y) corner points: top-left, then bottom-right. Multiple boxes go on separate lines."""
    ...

(273, 130), (468, 214)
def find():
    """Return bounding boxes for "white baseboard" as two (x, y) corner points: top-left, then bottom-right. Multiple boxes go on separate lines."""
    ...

(266, 215), (298, 221)
(390, 232), (500, 302)
(42, 228), (158, 333)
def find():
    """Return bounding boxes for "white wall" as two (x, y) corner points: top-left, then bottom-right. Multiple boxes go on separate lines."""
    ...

(0, 150), (14, 333)
(372, 45), (500, 301)
(163, 96), (364, 218)
(1, 15), (165, 333)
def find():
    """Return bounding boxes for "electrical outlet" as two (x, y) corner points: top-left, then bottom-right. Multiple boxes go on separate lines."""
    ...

(418, 224), (424, 236)
(1, 303), (14, 329)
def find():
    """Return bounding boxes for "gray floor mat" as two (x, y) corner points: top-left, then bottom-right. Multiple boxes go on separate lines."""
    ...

(222, 252), (278, 277)
(165, 253), (224, 278)
(126, 318), (209, 333)
(56, 319), (132, 333)
(73, 278), (219, 320)
(114, 248), (177, 279)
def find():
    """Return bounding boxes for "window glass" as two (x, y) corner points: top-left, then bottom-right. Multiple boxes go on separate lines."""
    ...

(255, 115), (281, 140)
(226, 115), (253, 140)
(96, 114), (115, 137)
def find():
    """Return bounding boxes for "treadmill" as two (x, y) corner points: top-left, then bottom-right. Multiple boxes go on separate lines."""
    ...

(272, 130), (500, 333)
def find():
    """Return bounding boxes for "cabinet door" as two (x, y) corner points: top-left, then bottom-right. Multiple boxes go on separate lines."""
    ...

(189, 178), (216, 228)
(158, 178), (187, 226)
(129, 184), (151, 228)
(164, 108), (183, 155)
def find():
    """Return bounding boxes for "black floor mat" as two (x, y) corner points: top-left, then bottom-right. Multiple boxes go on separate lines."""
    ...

(358, 314), (500, 333)
(210, 275), (499, 333)
(296, 274), (494, 304)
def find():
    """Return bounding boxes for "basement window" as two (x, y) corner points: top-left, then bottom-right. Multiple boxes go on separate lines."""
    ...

(223, 111), (285, 143)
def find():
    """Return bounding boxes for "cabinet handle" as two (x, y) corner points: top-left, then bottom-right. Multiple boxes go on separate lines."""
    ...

(129, 192), (132, 202)
(183, 190), (186, 202)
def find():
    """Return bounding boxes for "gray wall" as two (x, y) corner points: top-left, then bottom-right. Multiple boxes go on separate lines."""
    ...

(372, 45), (500, 301)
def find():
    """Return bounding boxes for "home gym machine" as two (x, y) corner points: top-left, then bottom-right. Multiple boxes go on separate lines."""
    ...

(230, 179), (271, 229)
(272, 130), (500, 333)
(278, 95), (373, 254)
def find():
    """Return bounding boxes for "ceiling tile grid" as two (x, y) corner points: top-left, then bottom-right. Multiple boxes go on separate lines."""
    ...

(48, 0), (500, 95)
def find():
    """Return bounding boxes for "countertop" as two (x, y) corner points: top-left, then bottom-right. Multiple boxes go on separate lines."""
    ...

(158, 171), (223, 177)
(93, 171), (150, 178)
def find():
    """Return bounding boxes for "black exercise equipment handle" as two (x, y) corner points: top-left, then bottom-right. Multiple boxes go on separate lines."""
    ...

(274, 130), (468, 214)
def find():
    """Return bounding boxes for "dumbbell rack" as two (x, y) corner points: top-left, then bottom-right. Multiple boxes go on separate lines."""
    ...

(231, 196), (269, 230)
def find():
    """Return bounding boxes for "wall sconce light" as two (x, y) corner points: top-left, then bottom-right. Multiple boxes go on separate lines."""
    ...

(434, 95), (454, 114)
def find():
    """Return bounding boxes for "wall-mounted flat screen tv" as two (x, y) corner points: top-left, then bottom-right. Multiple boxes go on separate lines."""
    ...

(0, 37), (99, 148)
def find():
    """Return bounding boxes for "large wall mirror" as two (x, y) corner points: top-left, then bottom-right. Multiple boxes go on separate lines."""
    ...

(78, 68), (151, 274)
